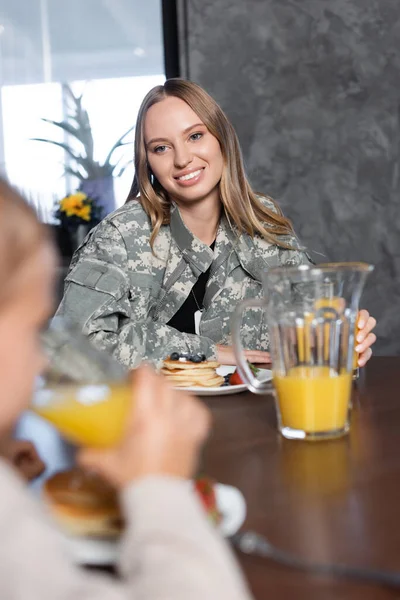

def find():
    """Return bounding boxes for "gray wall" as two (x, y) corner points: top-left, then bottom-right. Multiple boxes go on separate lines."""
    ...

(177, 0), (400, 355)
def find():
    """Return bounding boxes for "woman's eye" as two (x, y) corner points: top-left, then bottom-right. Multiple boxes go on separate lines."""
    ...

(154, 145), (167, 154)
(190, 132), (203, 141)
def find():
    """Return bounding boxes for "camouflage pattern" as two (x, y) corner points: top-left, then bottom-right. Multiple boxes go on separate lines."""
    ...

(56, 199), (309, 367)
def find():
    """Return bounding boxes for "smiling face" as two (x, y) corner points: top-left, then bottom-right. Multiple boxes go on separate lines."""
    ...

(144, 96), (224, 208)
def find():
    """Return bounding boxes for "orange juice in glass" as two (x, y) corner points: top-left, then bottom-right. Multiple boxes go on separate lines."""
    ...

(33, 319), (131, 447)
(231, 263), (374, 441)
(33, 382), (131, 447)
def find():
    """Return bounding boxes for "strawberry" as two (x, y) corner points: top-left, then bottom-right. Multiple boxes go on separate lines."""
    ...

(229, 362), (259, 386)
(229, 370), (243, 386)
(194, 476), (221, 525)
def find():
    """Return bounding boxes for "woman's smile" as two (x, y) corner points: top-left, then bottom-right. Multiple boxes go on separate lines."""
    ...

(174, 167), (205, 186)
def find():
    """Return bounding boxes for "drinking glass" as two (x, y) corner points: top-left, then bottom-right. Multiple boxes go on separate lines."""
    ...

(32, 318), (131, 448)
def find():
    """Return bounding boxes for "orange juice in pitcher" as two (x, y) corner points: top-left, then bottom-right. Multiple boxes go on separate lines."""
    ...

(274, 366), (352, 439)
(232, 263), (374, 441)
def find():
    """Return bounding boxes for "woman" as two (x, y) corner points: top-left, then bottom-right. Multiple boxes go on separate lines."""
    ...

(57, 79), (376, 367)
(0, 178), (252, 600)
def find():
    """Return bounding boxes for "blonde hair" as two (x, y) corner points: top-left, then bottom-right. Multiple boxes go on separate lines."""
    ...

(0, 179), (50, 307)
(127, 78), (295, 249)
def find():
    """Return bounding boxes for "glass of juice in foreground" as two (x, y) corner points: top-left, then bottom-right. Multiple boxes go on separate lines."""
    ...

(32, 319), (132, 448)
(231, 262), (374, 441)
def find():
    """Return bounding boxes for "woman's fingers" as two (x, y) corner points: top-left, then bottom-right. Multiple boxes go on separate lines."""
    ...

(243, 350), (271, 363)
(355, 311), (377, 367)
(356, 332), (377, 354)
(357, 312), (377, 341)
(216, 345), (271, 364)
(358, 347), (372, 367)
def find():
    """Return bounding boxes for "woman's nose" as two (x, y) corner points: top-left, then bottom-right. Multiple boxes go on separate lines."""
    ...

(174, 144), (193, 169)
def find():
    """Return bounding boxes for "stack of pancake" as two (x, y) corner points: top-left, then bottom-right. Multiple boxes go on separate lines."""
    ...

(161, 356), (224, 388)
(43, 468), (123, 538)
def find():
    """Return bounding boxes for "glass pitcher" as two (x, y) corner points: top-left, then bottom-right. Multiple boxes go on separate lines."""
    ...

(231, 263), (373, 441)
(32, 318), (132, 448)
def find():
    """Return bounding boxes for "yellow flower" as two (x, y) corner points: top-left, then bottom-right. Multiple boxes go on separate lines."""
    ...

(60, 197), (74, 212)
(73, 191), (88, 202)
(75, 205), (91, 221)
(58, 191), (94, 221)
(59, 192), (91, 218)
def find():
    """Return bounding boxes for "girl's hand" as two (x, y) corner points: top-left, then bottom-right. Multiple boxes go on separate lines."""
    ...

(78, 366), (210, 489)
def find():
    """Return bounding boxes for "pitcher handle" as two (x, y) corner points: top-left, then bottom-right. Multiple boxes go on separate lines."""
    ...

(231, 298), (274, 395)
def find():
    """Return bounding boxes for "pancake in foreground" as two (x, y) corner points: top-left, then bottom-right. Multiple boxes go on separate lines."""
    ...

(43, 468), (123, 538)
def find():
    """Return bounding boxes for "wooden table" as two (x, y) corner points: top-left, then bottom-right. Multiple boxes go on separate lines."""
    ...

(16, 357), (400, 598)
(202, 357), (400, 599)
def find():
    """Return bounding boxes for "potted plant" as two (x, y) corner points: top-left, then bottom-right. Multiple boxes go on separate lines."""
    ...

(54, 190), (103, 252)
(32, 84), (133, 215)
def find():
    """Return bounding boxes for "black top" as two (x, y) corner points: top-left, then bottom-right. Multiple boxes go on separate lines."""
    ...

(167, 241), (215, 334)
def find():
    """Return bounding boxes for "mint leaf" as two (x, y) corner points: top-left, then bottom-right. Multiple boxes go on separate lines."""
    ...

(247, 361), (260, 376)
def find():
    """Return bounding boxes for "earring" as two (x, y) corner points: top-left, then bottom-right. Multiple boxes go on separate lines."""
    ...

(146, 163), (154, 185)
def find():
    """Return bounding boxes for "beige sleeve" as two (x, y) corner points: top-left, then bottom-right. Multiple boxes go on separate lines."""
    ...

(0, 462), (253, 600)
(120, 476), (253, 600)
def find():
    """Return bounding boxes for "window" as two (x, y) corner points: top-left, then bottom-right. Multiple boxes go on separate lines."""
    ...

(0, 0), (165, 218)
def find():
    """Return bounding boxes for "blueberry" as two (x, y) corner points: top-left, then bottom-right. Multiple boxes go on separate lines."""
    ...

(224, 374), (230, 383)
(170, 352), (180, 361)
(191, 354), (202, 363)
(199, 354), (206, 362)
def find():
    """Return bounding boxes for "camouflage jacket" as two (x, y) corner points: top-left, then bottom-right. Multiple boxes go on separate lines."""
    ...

(56, 200), (308, 367)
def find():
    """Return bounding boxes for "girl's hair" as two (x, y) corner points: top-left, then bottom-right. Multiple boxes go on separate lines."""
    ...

(0, 178), (50, 307)
(126, 78), (295, 249)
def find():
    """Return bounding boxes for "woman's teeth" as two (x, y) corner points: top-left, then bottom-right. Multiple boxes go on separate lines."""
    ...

(177, 169), (202, 181)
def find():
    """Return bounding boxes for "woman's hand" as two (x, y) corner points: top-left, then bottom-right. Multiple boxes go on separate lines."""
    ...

(356, 310), (377, 367)
(0, 439), (46, 481)
(216, 345), (271, 366)
(78, 365), (211, 489)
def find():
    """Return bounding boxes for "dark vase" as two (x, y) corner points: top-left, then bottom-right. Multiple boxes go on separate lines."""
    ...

(47, 224), (72, 259)
(80, 176), (115, 217)
(47, 224), (91, 266)
(69, 224), (90, 253)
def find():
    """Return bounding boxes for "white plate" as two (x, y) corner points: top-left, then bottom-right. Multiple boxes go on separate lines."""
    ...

(57, 482), (246, 566)
(174, 365), (272, 396)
